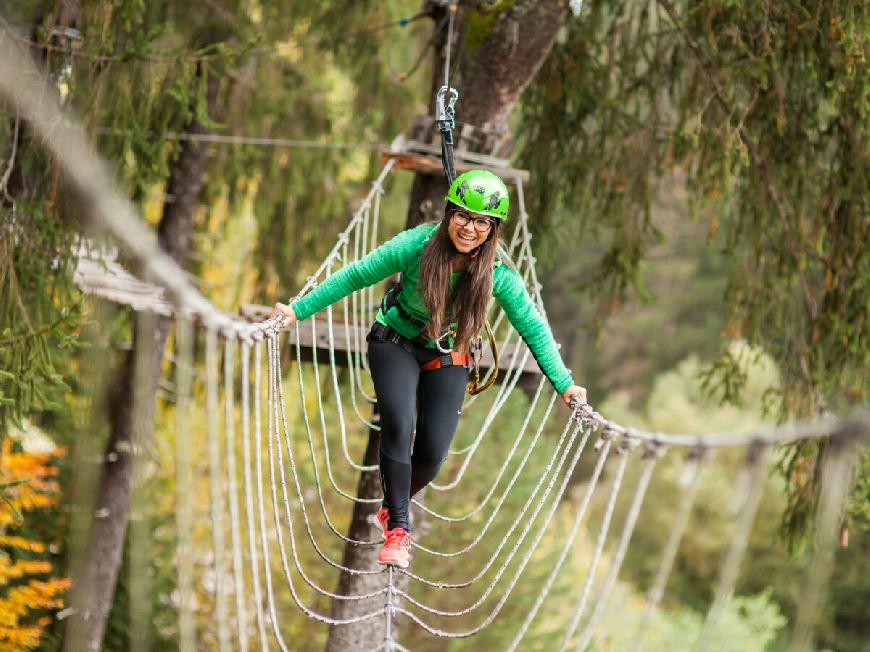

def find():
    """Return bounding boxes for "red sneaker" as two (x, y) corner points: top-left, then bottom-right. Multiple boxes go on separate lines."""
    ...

(377, 528), (413, 568)
(375, 507), (390, 540)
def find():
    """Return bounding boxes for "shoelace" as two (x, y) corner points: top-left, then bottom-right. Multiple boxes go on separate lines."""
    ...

(384, 528), (412, 550)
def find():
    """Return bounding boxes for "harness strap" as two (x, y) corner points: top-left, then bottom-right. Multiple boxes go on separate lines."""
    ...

(420, 351), (471, 372)
(369, 323), (468, 370)
(369, 322), (445, 351)
(381, 281), (426, 329)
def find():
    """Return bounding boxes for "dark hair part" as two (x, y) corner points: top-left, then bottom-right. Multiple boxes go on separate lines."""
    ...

(419, 205), (503, 349)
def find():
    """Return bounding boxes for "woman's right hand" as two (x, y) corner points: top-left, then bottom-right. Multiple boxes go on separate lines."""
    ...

(270, 302), (297, 329)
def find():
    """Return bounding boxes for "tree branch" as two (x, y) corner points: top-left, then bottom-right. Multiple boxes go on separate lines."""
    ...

(656, 0), (819, 321)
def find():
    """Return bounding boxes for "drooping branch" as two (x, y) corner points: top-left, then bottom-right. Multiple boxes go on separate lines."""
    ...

(657, 0), (819, 323)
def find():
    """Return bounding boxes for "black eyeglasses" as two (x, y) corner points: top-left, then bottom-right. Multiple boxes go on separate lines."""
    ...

(451, 211), (495, 233)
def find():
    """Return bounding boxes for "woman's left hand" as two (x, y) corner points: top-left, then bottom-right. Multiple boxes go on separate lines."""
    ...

(560, 385), (587, 409)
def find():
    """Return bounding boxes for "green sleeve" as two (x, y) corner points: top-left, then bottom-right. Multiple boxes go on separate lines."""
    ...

(492, 265), (575, 394)
(291, 223), (432, 321)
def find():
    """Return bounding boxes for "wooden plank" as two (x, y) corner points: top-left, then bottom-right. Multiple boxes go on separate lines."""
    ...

(403, 139), (510, 168)
(240, 303), (543, 387)
(381, 150), (530, 184)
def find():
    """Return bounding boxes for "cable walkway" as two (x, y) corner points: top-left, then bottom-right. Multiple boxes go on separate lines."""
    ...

(1, 26), (868, 652)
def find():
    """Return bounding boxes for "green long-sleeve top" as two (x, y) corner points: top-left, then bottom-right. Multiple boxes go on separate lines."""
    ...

(292, 223), (575, 393)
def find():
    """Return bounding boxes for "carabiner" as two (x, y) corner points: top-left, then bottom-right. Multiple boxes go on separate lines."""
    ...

(435, 85), (459, 129)
(435, 328), (455, 354)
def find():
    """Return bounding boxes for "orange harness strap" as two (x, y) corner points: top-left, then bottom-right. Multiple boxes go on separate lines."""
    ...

(420, 351), (472, 372)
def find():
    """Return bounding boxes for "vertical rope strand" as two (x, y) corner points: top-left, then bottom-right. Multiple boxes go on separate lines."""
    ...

(256, 339), (291, 652)
(574, 447), (662, 651)
(788, 425), (862, 650)
(174, 319), (196, 652)
(694, 444), (771, 651)
(560, 440), (632, 650)
(128, 311), (157, 652)
(240, 343), (269, 651)
(206, 329), (231, 652)
(224, 339), (249, 651)
(629, 449), (709, 651)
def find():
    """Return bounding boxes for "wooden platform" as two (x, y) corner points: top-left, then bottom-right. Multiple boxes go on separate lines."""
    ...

(383, 125), (530, 183)
(240, 304), (543, 388)
(382, 150), (530, 184)
(73, 244), (545, 390)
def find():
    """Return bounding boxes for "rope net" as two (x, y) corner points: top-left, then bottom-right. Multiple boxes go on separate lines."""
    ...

(1, 28), (867, 651)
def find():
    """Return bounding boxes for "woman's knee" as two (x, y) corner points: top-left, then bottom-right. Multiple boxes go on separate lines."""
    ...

(411, 440), (449, 474)
(378, 410), (415, 461)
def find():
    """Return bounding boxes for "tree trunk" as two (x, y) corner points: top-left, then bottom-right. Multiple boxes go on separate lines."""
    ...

(325, 412), (430, 651)
(326, 2), (567, 650)
(64, 71), (219, 652)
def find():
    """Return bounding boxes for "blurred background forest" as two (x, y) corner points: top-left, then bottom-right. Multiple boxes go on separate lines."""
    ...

(0, 0), (867, 650)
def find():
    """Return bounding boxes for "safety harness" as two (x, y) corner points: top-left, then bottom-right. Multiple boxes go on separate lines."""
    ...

(375, 280), (498, 393)
(368, 322), (472, 371)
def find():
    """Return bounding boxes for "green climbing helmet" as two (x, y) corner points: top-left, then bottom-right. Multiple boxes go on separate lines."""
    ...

(445, 169), (510, 221)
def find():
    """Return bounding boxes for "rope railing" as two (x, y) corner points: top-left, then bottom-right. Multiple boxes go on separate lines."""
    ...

(2, 29), (868, 650)
(211, 332), (870, 649)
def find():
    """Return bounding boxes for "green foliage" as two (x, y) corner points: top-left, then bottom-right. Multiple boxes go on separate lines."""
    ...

(3, 0), (866, 648)
(520, 0), (869, 546)
(521, 0), (869, 413)
(0, 192), (82, 431)
(593, 588), (786, 652)
(596, 344), (868, 651)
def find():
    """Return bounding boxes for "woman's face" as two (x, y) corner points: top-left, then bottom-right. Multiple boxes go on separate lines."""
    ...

(447, 209), (495, 254)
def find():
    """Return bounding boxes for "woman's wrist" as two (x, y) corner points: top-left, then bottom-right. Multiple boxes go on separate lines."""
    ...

(270, 302), (298, 328)
(560, 384), (587, 408)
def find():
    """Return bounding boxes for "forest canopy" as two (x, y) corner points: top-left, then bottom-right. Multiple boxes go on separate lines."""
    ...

(0, 0), (867, 650)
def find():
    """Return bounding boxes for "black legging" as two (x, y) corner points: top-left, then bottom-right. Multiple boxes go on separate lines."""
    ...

(367, 333), (469, 532)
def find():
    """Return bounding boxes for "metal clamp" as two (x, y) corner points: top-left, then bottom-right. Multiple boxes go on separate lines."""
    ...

(435, 85), (459, 131)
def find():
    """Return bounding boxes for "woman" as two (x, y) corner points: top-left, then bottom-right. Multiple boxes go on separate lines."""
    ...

(271, 169), (586, 568)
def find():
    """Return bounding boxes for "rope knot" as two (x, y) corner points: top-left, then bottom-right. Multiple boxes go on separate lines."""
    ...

(594, 425), (619, 451)
(642, 439), (666, 459)
(618, 432), (642, 454)
(258, 313), (285, 339)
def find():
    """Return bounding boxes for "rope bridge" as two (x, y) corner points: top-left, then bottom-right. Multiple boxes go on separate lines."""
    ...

(1, 30), (867, 652)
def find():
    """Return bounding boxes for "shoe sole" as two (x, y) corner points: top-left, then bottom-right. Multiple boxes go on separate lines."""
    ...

(377, 555), (409, 569)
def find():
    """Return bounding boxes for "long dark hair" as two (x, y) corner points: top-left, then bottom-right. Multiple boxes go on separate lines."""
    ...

(419, 206), (503, 349)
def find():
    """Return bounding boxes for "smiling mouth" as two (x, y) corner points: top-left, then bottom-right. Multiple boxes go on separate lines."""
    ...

(457, 233), (477, 245)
